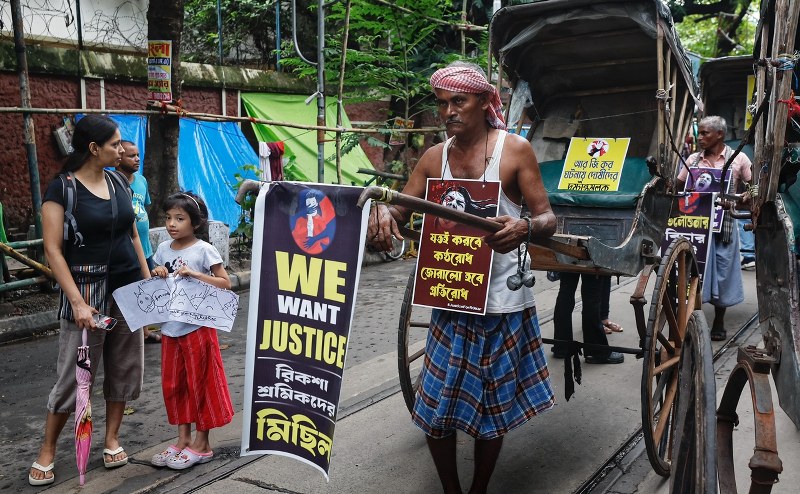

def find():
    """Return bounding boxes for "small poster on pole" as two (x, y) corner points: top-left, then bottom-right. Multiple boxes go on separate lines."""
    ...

(148, 40), (173, 102)
(557, 137), (630, 192)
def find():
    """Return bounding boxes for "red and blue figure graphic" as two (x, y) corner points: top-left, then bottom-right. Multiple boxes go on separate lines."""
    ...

(678, 192), (702, 215)
(290, 188), (337, 254)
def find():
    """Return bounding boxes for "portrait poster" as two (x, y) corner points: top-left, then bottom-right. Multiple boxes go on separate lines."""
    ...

(683, 166), (732, 233)
(662, 192), (715, 280)
(412, 178), (499, 315)
(147, 40), (172, 102)
(557, 137), (630, 191)
(240, 182), (369, 480)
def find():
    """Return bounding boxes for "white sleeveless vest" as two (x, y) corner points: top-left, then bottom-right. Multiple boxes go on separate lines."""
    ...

(440, 131), (536, 313)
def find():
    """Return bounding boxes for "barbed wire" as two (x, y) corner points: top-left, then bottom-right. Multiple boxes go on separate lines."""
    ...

(1, 0), (146, 51)
(82, 1), (147, 50)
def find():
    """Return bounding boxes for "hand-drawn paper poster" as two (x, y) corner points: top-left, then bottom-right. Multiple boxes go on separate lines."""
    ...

(113, 276), (239, 331)
(662, 193), (715, 280)
(147, 40), (172, 102)
(241, 182), (369, 480)
(683, 166), (732, 233)
(557, 137), (630, 191)
(412, 179), (499, 315)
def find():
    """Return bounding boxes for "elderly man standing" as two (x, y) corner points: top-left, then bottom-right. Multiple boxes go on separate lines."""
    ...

(677, 115), (752, 341)
(368, 61), (556, 494)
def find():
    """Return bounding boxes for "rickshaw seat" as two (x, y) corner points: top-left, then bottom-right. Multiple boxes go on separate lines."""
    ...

(539, 157), (652, 208)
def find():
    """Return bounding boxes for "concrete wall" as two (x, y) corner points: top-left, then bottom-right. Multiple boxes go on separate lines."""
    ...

(0, 40), (392, 232)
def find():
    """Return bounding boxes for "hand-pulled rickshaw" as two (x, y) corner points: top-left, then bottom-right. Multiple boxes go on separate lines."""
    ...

(236, 0), (800, 490)
(691, 1), (800, 492)
(359, 0), (714, 486)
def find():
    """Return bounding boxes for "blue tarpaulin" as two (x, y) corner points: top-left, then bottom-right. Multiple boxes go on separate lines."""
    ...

(104, 115), (259, 233)
(177, 118), (260, 233)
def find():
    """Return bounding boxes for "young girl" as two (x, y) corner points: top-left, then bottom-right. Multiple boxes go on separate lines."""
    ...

(149, 191), (234, 470)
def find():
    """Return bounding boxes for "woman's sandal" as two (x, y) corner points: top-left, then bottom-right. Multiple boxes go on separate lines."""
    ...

(103, 447), (129, 468)
(28, 461), (55, 486)
(603, 320), (624, 334)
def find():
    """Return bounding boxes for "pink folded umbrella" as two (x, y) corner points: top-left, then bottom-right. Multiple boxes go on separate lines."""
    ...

(74, 328), (93, 486)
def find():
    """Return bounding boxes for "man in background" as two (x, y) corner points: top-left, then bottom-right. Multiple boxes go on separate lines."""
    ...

(119, 140), (160, 343)
(676, 116), (751, 341)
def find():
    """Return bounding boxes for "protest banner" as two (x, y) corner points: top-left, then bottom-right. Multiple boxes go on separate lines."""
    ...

(240, 182), (369, 479)
(662, 192), (715, 280)
(557, 137), (630, 191)
(412, 179), (499, 315)
(683, 166), (732, 233)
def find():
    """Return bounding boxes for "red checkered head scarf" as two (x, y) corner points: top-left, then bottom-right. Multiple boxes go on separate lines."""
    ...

(430, 66), (506, 130)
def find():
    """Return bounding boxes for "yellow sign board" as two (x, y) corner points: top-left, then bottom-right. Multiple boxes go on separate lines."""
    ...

(557, 137), (630, 191)
(744, 75), (756, 130)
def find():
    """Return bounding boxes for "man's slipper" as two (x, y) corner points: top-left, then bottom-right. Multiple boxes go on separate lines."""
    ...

(28, 461), (55, 486)
(603, 321), (624, 334)
(151, 445), (182, 467)
(710, 329), (727, 341)
(166, 447), (213, 470)
(103, 447), (129, 468)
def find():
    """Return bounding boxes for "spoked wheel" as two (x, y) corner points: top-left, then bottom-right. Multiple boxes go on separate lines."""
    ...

(668, 310), (717, 493)
(642, 237), (702, 477)
(397, 272), (429, 413)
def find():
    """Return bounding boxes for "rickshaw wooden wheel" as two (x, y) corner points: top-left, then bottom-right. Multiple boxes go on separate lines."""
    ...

(641, 237), (701, 477)
(398, 272), (427, 414)
(667, 310), (717, 493)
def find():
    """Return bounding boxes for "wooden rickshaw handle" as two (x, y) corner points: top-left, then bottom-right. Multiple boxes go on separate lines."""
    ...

(357, 186), (504, 233)
(357, 186), (588, 260)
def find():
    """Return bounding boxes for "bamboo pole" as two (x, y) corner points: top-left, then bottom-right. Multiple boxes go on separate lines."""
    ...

(656, 24), (666, 178)
(0, 242), (53, 280)
(764, 0), (799, 203)
(753, 15), (770, 211)
(335, 0), (353, 185)
(10, 0), (43, 241)
(0, 106), (441, 135)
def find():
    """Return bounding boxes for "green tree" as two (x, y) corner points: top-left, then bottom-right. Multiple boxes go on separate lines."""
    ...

(667, 0), (758, 57)
(145, 1), (184, 226)
(279, 0), (489, 173)
(183, 0), (310, 68)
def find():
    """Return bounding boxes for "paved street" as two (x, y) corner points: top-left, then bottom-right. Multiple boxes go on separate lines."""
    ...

(1, 257), (795, 494)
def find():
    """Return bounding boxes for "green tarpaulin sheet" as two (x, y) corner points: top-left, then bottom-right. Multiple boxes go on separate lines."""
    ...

(241, 93), (375, 185)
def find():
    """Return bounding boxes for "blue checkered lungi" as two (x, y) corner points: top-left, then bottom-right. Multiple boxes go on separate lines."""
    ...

(412, 307), (555, 439)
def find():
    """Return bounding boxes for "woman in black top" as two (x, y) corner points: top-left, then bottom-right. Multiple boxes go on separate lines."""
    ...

(28, 115), (150, 486)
